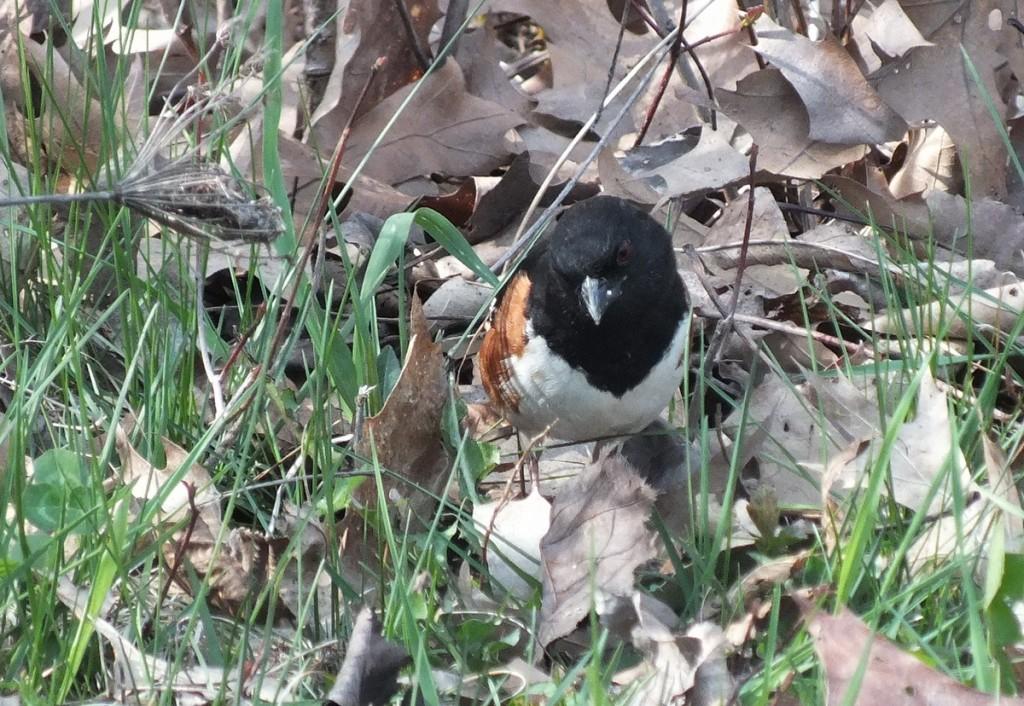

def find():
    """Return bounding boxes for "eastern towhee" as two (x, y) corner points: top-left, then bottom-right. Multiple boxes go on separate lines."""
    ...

(480, 196), (690, 442)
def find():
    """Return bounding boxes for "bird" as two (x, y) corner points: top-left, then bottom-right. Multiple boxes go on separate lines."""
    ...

(479, 196), (690, 443)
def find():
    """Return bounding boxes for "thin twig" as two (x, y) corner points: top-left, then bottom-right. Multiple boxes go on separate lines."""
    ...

(726, 145), (759, 319)
(636, 0), (720, 137)
(678, 6), (718, 130)
(154, 483), (200, 616)
(635, 0), (688, 146)
(595, 0), (630, 129)
(392, 0), (431, 71)
(705, 310), (869, 357)
(706, 145), (758, 365)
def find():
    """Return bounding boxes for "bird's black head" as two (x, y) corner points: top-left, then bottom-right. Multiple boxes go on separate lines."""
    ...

(528, 196), (688, 395)
(547, 196), (680, 326)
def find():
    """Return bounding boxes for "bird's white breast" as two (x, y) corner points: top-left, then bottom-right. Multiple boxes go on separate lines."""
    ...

(507, 317), (689, 442)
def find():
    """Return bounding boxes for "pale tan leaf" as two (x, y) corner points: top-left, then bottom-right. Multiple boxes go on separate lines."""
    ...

(888, 125), (959, 199)
(473, 488), (551, 600)
(21, 39), (106, 172)
(867, 282), (1024, 338)
(610, 126), (750, 201)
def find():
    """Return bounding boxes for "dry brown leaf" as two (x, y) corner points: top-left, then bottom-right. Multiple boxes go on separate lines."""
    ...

(907, 497), (993, 574)
(230, 122), (410, 225)
(732, 550), (812, 606)
(751, 16), (906, 145)
(465, 151), (546, 244)
(717, 68), (867, 179)
(684, 0), (759, 90)
(533, 42), (632, 135)
(598, 144), (664, 204)
(763, 330), (840, 372)
(137, 235), (300, 292)
(342, 60), (523, 184)
(538, 451), (658, 647)
(12, 39), (148, 176)
(848, 0), (932, 73)
(422, 277), (493, 333)
(114, 428), (273, 614)
(115, 426), (220, 528)
(723, 371), (881, 505)
(822, 174), (932, 237)
(340, 295), (450, 588)
(908, 435), (1024, 573)
(704, 187), (803, 297)
(983, 436), (1024, 540)
(873, 0), (1015, 200)
(843, 367), (971, 515)
(485, 0), (648, 75)
(923, 192), (1024, 277)
(55, 577), (292, 703)
(21, 38), (107, 173)
(454, 19), (534, 116)
(485, 0), (652, 133)
(310, 0), (441, 131)
(799, 597), (1024, 705)
(326, 606), (411, 706)
(0, 159), (32, 268)
(699, 221), (895, 281)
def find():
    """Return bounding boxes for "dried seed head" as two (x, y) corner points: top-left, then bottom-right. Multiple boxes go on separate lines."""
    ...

(115, 160), (284, 243)
(109, 90), (286, 244)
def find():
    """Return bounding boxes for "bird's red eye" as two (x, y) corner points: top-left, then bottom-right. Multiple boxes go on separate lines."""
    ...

(616, 240), (633, 266)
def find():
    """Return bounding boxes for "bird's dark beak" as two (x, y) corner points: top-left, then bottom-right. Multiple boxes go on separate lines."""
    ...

(581, 275), (622, 325)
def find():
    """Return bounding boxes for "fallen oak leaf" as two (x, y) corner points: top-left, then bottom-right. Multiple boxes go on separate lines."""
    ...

(310, 0), (441, 129)
(872, 1), (1013, 200)
(340, 295), (451, 590)
(538, 450), (658, 648)
(609, 126), (751, 201)
(796, 592), (1024, 705)
(847, 0), (932, 73)
(751, 16), (906, 145)
(340, 60), (523, 185)
(866, 281), (1024, 339)
(716, 68), (867, 179)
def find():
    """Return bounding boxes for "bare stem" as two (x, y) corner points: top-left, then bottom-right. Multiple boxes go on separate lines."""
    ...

(0, 191), (115, 208)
